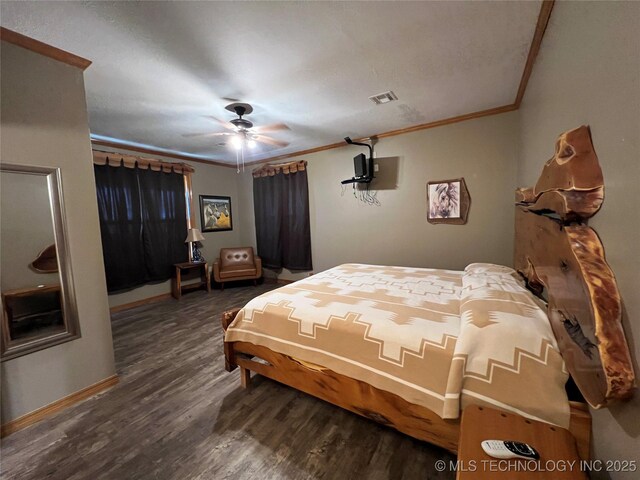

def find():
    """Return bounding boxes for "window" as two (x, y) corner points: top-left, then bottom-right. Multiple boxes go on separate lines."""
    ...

(252, 161), (312, 271)
(94, 164), (188, 292)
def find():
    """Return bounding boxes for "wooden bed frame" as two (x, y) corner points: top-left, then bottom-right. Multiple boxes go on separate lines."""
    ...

(221, 126), (635, 462)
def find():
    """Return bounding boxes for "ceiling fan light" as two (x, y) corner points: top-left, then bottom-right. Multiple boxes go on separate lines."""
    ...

(230, 135), (242, 150)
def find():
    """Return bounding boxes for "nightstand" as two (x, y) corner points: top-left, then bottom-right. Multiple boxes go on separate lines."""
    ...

(172, 262), (211, 299)
(456, 405), (586, 479)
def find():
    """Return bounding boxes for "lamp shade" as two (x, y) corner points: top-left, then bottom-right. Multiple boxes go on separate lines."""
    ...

(185, 228), (205, 243)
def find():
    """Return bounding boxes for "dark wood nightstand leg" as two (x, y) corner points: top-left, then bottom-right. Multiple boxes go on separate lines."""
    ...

(172, 267), (181, 300)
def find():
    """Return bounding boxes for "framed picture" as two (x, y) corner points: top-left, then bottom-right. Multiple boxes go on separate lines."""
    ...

(200, 195), (233, 232)
(426, 178), (470, 225)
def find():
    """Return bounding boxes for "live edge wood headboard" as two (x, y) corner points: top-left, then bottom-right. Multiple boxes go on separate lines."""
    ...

(514, 125), (635, 408)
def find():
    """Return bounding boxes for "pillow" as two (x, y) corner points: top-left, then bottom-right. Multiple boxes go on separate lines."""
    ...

(464, 263), (517, 275)
(464, 263), (525, 286)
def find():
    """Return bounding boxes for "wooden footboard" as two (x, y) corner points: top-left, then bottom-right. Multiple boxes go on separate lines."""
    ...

(230, 340), (460, 453)
(221, 309), (591, 459)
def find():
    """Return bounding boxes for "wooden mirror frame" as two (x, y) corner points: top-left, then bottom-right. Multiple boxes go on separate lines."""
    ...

(0, 164), (81, 361)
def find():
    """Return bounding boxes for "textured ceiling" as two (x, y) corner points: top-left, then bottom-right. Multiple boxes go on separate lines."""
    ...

(1, 1), (541, 165)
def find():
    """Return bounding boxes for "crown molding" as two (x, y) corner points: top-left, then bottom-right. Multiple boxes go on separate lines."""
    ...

(0, 27), (92, 70)
(515, 0), (555, 107)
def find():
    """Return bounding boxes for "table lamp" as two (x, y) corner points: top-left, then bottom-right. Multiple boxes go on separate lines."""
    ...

(185, 228), (205, 262)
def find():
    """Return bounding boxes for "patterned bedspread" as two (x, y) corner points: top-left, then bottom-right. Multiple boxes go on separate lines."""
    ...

(225, 263), (569, 427)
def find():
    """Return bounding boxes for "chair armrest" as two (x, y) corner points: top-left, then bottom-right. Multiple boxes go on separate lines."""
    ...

(254, 256), (262, 276)
(213, 259), (221, 282)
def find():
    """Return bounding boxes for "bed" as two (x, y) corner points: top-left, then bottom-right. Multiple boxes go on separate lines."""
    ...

(221, 126), (635, 461)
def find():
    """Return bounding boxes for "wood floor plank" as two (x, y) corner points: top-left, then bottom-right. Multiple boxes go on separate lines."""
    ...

(0, 284), (455, 479)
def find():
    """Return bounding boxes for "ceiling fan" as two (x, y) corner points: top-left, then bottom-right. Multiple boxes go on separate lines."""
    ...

(184, 102), (290, 150)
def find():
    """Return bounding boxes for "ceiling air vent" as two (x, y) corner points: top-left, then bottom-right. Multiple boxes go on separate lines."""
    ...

(369, 90), (398, 105)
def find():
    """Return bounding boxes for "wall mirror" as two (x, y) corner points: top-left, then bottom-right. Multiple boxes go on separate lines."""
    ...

(0, 163), (80, 361)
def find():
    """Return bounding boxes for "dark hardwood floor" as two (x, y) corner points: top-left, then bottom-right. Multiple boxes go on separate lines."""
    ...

(1, 283), (455, 479)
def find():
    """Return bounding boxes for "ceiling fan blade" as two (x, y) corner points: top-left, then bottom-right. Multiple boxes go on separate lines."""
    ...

(205, 115), (236, 131)
(252, 123), (290, 134)
(254, 135), (290, 148)
(182, 132), (234, 138)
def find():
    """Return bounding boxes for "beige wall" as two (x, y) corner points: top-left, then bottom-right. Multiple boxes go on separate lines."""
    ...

(238, 112), (519, 281)
(96, 148), (244, 308)
(516, 2), (640, 477)
(1, 42), (116, 422)
(0, 172), (58, 290)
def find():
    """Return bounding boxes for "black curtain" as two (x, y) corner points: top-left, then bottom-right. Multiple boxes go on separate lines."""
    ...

(253, 169), (312, 271)
(94, 165), (146, 291)
(138, 168), (189, 280)
(95, 165), (188, 292)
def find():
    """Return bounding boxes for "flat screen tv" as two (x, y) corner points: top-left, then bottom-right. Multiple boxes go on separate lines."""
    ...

(354, 153), (367, 178)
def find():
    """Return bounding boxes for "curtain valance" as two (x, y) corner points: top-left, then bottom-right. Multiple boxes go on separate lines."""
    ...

(252, 160), (307, 178)
(92, 150), (195, 174)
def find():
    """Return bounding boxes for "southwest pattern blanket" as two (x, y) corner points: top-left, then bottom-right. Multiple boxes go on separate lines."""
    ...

(225, 263), (569, 426)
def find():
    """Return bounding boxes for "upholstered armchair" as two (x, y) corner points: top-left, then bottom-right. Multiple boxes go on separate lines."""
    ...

(212, 247), (262, 290)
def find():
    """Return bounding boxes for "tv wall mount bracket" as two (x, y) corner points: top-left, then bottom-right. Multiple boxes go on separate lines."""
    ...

(341, 136), (375, 184)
